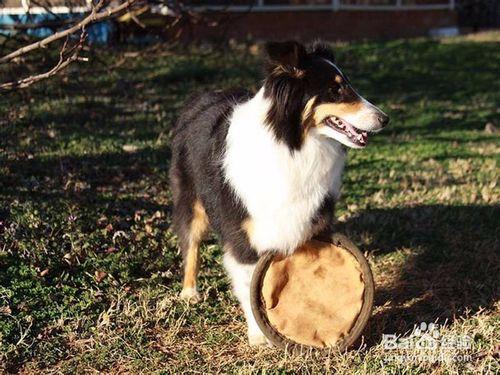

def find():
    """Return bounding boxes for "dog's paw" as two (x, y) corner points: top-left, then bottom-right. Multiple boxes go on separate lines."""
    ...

(179, 287), (201, 303)
(248, 332), (270, 347)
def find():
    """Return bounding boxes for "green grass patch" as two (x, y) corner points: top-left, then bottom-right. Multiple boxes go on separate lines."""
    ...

(0, 34), (499, 373)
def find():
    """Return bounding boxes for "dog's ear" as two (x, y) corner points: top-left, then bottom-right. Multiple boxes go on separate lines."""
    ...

(263, 41), (308, 151)
(265, 41), (307, 70)
(308, 41), (335, 63)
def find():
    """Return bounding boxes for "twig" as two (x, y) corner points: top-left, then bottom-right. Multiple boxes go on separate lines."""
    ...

(0, 0), (139, 64)
(0, 32), (87, 91)
(28, 0), (65, 21)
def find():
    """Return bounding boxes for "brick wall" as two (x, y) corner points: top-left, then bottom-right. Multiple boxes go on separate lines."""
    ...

(186, 10), (458, 41)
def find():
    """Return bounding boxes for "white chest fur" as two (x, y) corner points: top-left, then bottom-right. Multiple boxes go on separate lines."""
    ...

(223, 90), (346, 255)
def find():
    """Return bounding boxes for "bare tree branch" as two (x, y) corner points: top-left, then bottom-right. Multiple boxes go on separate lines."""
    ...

(28, 0), (66, 22)
(0, 31), (87, 91)
(0, 0), (240, 92)
(0, 0), (140, 64)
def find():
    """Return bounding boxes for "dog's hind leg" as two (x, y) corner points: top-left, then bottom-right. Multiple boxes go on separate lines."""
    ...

(170, 154), (209, 303)
(177, 199), (209, 303)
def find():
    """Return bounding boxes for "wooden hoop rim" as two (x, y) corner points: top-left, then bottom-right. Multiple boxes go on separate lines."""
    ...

(249, 233), (375, 352)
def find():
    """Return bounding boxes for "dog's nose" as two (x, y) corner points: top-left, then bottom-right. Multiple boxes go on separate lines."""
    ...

(378, 114), (390, 127)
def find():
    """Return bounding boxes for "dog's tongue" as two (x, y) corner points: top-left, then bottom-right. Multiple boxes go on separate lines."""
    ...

(328, 116), (369, 145)
(344, 122), (357, 135)
(344, 122), (368, 144)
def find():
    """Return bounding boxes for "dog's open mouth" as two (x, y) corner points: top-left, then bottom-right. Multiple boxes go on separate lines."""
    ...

(324, 116), (368, 147)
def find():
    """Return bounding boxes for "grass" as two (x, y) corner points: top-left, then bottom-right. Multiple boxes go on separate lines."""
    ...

(0, 32), (499, 373)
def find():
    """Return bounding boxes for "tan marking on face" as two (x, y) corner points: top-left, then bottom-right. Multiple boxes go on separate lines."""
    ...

(301, 96), (317, 122)
(334, 75), (343, 84)
(313, 101), (363, 125)
(182, 200), (209, 290)
(292, 67), (305, 78)
(273, 65), (305, 78)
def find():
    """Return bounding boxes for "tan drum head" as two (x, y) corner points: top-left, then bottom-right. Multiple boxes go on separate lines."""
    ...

(250, 234), (374, 350)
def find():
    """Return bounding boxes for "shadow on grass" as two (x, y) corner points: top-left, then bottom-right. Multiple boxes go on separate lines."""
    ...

(337, 204), (499, 346)
(1, 38), (498, 369)
(0, 146), (175, 281)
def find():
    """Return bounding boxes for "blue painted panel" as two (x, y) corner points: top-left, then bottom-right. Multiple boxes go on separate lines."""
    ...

(0, 13), (116, 43)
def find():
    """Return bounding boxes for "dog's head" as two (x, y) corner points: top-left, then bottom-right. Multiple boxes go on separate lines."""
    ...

(263, 41), (389, 150)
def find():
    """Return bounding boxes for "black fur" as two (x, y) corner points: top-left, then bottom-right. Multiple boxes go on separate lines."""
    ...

(170, 89), (259, 264)
(170, 41), (350, 266)
(263, 41), (358, 151)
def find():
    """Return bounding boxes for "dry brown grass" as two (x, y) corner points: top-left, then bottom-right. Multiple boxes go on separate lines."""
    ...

(1, 32), (499, 374)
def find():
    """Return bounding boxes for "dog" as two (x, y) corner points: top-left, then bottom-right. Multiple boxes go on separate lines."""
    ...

(169, 41), (388, 346)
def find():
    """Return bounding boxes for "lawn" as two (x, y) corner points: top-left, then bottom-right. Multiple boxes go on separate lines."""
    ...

(0, 33), (499, 373)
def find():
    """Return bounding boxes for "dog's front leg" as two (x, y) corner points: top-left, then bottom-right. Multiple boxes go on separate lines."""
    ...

(223, 251), (269, 346)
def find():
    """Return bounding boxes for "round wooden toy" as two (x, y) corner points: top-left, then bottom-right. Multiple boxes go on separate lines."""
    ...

(250, 234), (374, 351)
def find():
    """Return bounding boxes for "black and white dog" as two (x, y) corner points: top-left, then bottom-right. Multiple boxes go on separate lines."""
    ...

(169, 41), (388, 346)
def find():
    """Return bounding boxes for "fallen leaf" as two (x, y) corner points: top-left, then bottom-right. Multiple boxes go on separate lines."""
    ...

(484, 122), (497, 134)
(122, 144), (138, 153)
(106, 247), (117, 254)
(95, 271), (107, 283)
(0, 306), (12, 314)
(63, 253), (74, 265)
